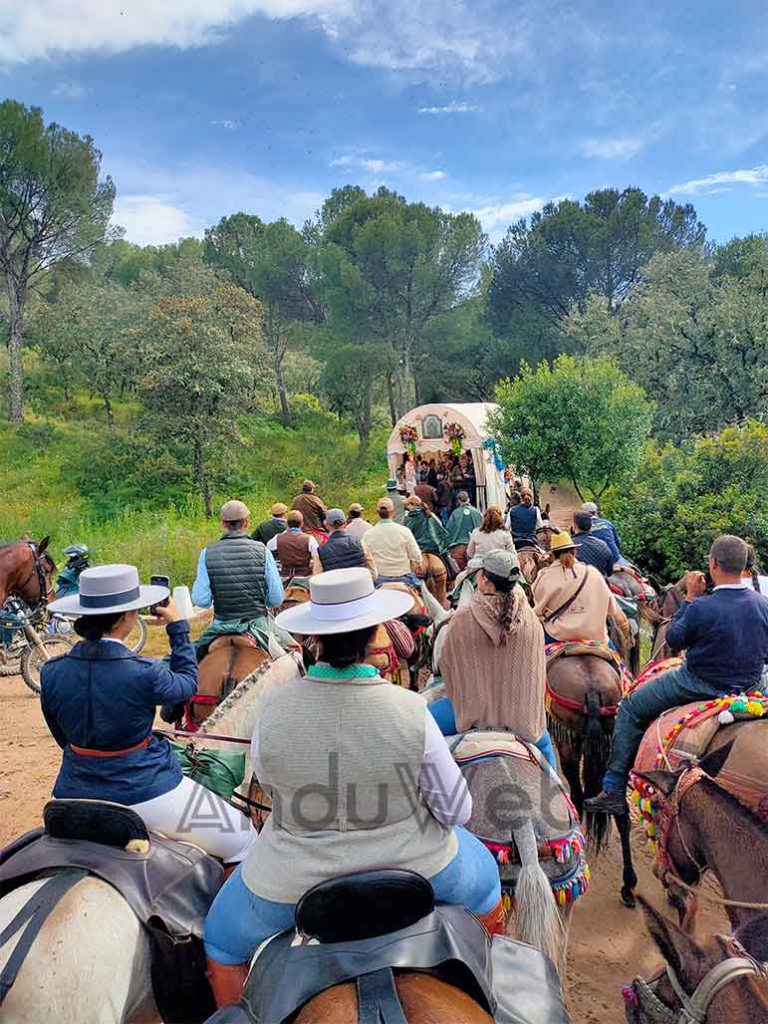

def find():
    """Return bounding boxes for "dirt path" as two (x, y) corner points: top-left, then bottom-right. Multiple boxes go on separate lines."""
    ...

(0, 671), (727, 1023)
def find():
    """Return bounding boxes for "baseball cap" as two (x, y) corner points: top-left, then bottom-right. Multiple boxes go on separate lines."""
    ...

(221, 499), (250, 521)
(326, 508), (346, 526)
(581, 501), (598, 515)
(271, 502), (288, 516)
(349, 502), (364, 514)
(482, 550), (520, 580)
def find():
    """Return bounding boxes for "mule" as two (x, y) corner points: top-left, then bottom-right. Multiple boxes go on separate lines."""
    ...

(625, 897), (768, 1023)
(631, 735), (768, 931)
(640, 582), (685, 665)
(0, 654), (298, 1024)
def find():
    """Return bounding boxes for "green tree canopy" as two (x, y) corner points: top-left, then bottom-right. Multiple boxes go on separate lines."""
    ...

(316, 186), (486, 419)
(0, 100), (115, 421)
(490, 354), (652, 500)
(604, 420), (768, 579)
(486, 188), (706, 369)
(203, 213), (320, 425)
(136, 266), (265, 516)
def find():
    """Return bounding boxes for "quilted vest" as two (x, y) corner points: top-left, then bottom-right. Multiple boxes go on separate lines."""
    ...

(242, 671), (458, 903)
(204, 532), (267, 621)
(275, 531), (313, 577)
(317, 531), (366, 572)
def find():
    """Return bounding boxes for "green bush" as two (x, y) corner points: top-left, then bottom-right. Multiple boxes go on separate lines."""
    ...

(603, 420), (768, 580)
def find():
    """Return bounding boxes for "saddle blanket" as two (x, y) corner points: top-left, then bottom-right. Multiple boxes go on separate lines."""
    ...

(545, 639), (633, 696)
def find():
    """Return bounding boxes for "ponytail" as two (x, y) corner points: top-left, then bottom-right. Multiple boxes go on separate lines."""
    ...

(74, 612), (124, 642)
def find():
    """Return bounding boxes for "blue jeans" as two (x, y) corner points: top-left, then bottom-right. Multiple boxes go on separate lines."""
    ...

(603, 663), (731, 793)
(204, 827), (500, 965)
(429, 696), (558, 772)
(376, 573), (422, 590)
(438, 507), (452, 527)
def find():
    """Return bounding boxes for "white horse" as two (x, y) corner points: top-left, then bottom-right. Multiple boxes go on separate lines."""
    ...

(0, 653), (298, 1024)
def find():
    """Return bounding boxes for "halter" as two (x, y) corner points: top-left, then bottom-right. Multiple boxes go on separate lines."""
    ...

(626, 940), (766, 1023)
(14, 543), (52, 608)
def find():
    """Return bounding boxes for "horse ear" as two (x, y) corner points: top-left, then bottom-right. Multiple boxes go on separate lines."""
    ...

(39, 536), (50, 554)
(638, 896), (702, 980)
(698, 741), (733, 780)
(633, 768), (680, 798)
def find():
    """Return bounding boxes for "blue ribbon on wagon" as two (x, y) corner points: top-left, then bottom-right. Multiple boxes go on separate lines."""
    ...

(482, 436), (505, 472)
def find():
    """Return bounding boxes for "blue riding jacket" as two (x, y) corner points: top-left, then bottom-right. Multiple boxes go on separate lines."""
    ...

(40, 621), (198, 805)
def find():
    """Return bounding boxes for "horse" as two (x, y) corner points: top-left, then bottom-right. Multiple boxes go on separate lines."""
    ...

(0, 654), (298, 1024)
(0, 538), (56, 607)
(629, 735), (768, 930)
(544, 646), (637, 899)
(518, 546), (551, 585)
(625, 897), (768, 1023)
(187, 635), (272, 727)
(640, 581), (685, 665)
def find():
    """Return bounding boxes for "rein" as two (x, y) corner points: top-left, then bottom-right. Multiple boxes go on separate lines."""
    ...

(13, 543), (51, 607)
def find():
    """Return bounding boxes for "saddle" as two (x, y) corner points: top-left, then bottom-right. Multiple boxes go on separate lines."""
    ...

(206, 884), (569, 1024)
(0, 801), (223, 1023)
(450, 732), (589, 908)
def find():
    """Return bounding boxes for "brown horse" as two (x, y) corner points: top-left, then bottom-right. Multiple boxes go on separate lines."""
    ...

(633, 734), (768, 931)
(628, 897), (768, 1023)
(187, 636), (271, 727)
(545, 651), (638, 899)
(295, 975), (494, 1023)
(0, 538), (56, 606)
(518, 546), (551, 585)
(641, 582), (685, 664)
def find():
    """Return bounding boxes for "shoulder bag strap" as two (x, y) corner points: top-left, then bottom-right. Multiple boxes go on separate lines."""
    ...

(543, 569), (590, 624)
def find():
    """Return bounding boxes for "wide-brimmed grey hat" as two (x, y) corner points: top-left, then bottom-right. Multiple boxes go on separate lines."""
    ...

(274, 568), (412, 635)
(48, 564), (169, 617)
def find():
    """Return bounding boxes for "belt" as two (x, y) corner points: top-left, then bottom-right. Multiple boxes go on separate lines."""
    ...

(69, 736), (152, 758)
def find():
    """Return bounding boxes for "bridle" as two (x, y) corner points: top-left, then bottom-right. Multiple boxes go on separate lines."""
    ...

(626, 939), (766, 1023)
(13, 542), (55, 608)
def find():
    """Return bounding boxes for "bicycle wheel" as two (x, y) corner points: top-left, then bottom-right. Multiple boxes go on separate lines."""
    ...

(126, 616), (148, 654)
(21, 636), (74, 694)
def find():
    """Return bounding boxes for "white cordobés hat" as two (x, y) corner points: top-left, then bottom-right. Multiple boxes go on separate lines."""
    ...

(47, 564), (169, 617)
(274, 567), (412, 635)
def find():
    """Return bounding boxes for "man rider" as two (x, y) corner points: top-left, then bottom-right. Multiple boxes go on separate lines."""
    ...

(444, 490), (482, 571)
(586, 534), (768, 815)
(508, 490), (542, 547)
(572, 511), (615, 578)
(384, 478), (407, 525)
(251, 503), (288, 545)
(192, 500), (284, 622)
(312, 509), (377, 578)
(404, 495), (449, 607)
(581, 501), (622, 564)
(269, 510), (318, 580)
(366, 497), (423, 589)
(291, 480), (327, 535)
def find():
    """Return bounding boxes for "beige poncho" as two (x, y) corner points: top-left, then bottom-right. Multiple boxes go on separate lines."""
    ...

(440, 589), (547, 741)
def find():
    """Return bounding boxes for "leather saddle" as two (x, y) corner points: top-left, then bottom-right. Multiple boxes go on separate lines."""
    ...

(204, 870), (570, 1024)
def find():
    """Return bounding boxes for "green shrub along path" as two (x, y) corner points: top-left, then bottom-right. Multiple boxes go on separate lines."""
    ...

(1, 393), (388, 586)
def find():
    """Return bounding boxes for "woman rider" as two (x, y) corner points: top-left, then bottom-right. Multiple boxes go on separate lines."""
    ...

(203, 567), (503, 1007)
(42, 564), (256, 862)
(430, 551), (557, 772)
(466, 504), (517, 568)
(532, 532), (628, 645)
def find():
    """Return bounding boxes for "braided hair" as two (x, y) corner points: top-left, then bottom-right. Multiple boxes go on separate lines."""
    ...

(482, 568), (517, 634)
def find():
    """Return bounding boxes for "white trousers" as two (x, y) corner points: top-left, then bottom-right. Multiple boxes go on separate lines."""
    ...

(130, 776), (257, 863)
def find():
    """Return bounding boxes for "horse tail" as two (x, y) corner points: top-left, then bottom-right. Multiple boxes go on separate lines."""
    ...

(512, 818), (565, 974)
(583, 689), (612, 851)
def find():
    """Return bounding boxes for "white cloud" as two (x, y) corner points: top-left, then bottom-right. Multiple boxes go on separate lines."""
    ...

(52, 80), (88, 99)
(331, 155), (403, 173)
(418, 101), (482, 114)
(0, 0), (351, 64)
(460, 193), (566, 239)
(108, 158), (324, 246)
(211, 119), (241, 130)
(418, 169), (446, 181)
(578, 135), (645, 159)
(667, 164), (768, 196)
(112, 195), (200, 246)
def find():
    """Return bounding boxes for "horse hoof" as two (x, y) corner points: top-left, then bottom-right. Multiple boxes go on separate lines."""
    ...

(620, 889), (636, 909)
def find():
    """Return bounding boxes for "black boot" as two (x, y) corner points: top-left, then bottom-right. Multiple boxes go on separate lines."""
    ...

(584, 790), (628, 815)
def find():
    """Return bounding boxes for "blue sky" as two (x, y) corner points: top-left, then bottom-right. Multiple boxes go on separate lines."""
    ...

(4, 0), (768, 246)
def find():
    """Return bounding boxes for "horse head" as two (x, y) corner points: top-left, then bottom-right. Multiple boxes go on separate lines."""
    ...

(629, 896), (768, 1024)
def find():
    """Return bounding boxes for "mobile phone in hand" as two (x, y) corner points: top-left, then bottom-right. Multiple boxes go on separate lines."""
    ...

(149, 575), (171, 612)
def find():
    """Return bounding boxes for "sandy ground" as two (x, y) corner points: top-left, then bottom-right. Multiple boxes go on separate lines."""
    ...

(0, 661), (727, 1024)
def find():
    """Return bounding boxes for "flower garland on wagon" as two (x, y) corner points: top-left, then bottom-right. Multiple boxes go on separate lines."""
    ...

(444, 421), (465, 456)
(399, 424), (418, 458)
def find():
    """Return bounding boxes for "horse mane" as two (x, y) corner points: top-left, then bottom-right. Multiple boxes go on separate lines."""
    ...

(736, 914), (768, 962)
(198, 657), (279, 733)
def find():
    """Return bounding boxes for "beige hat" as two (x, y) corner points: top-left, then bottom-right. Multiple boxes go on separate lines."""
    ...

(376, 497), (394, 514)
(348, 502), (364, 514)
(221, 499), (250, 521)
(404, 495), (423, 510)
(271, 502), (288, 516)
(274, 568), (412, 635)
(302, 479), (315, 492)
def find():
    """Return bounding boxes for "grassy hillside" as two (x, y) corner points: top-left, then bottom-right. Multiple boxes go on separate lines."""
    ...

(1, 390), (389, 586)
